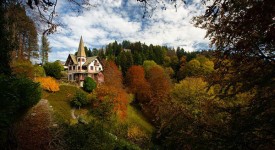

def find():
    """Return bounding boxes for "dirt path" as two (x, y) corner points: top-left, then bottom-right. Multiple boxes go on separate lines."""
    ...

(15, 99), (54, 150)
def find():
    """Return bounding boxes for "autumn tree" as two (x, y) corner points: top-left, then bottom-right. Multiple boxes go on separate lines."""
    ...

(177, 55), (214, 80)
(145, 65), (171, 121)
(126, 65), (151, 104)
(194, 0), (275, 148)
(156, 77), (215, 149)
(7, 5), (38, 61)
(95, 61), (129, 120)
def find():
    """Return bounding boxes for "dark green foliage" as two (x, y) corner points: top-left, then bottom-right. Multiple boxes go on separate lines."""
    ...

(0, 75), (41, 146)
(0, 2), (12, 75)
(70, 91), (88, 108)
(83, 77), (96, 92)
(41, 35), (51, 65)
(43, 61), (63, 79)
(64, 122), (140, 150)
(64, 122), (114, 150)
(91, 96), (114, 121)
(117, 51), (134, 76)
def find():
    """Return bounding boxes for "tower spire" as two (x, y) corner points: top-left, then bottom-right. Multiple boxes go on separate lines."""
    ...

(77, 36), (86, 57)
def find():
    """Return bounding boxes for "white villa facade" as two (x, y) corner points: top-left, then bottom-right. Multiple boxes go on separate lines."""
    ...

(65, 37), (104, 86)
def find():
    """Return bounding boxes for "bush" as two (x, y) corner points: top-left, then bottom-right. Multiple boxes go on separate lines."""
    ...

(0, 75), (41, 146)
(64, 121), (115, 150)
(34, 65), (46, 77)
(70, 91), (88, 109)
(35, 77), (59, 92)
(83, 77), (96, 92)
(43, 61), (63, 79)
(63, 121), (140, 150)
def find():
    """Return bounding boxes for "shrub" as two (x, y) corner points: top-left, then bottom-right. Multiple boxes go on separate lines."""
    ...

(83, 77), (96, 92)
(34, 65), (46, 77)
(35, 77), (60, 92)
(43, 61), (63, 79)
(63, 121), (140, 150)
(70, 91), (88, 109)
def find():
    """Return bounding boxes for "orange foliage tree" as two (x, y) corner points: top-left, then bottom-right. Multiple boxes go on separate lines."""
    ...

(146, 66), (171, 118)
(95, 61), (128, 120)
(35, 77), (59, 92)
(126, 65), (151, 104)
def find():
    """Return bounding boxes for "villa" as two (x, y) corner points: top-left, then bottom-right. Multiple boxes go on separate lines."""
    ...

(65, 36), (104, 86)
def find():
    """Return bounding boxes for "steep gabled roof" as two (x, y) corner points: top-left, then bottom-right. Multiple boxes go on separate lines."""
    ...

(77, 36), (86, 57)
(65, 54), (77, 66)
(83, 56), (97, 66)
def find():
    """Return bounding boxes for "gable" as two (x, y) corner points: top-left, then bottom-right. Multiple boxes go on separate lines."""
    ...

(83, 56), (98, 66)
(65, 54), (77, 66)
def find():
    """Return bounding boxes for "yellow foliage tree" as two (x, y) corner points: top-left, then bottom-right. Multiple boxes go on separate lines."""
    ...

(35, 77), (59, 92)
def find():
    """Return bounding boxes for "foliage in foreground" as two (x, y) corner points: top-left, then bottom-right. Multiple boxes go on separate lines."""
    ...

(63, 122), (140, 150)
(0, 75), (41, 147)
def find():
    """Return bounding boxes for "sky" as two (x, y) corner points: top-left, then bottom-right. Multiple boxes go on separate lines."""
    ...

(46, 0), (210, 62)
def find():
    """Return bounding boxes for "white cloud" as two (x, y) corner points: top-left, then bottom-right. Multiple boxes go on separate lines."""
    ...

(47, 1), (210, 61)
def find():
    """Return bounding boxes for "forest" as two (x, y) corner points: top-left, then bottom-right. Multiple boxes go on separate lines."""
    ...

(0, 0), (274, 150)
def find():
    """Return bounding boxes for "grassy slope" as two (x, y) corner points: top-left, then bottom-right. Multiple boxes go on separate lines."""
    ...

(43, 85), (154, 134)
(127, 105), (154, 134)
(42, 85), (82, 122)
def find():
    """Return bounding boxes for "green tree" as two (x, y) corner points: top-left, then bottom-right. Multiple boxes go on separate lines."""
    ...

(83, 77), (96, 93)
(142, 60), (157, 74)
(41, 35), (51, 65)
(117, 51), (133, 76)
(70, 91), (88, 109)
(43, 61), (63, 79)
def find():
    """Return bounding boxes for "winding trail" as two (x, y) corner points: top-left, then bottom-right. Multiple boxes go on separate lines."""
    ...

(15, 99), (53, 150)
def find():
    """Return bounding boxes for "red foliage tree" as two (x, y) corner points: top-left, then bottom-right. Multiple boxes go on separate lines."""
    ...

(126, 65), (151, 104)
(96, 61), (128, 120)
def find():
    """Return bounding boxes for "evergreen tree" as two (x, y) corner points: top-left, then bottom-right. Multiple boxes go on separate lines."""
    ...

(41, 35), (51, 65)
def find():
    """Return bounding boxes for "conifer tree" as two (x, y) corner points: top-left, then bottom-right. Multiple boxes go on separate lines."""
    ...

(41, 35), (51, 65)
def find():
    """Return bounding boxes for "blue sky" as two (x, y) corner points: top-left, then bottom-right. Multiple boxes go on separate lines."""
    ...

(46, 0), (210, 62)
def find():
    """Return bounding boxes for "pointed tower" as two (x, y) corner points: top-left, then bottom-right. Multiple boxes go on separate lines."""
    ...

(77, 36), (86, 57)
(76, 36), (86, 72)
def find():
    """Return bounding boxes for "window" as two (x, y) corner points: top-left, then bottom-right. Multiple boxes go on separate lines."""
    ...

(78, 58), (80, 62)
(73, 66), (75, 70)
(78, 66), (80, 70)
(82, 58), (85, 62)
(99, 67), (102, 71)
(69, 66), (71, 70)
(90, 66), (93, 70)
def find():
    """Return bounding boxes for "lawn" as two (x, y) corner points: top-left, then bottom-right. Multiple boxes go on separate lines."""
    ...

(42, 85), (83, 122)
